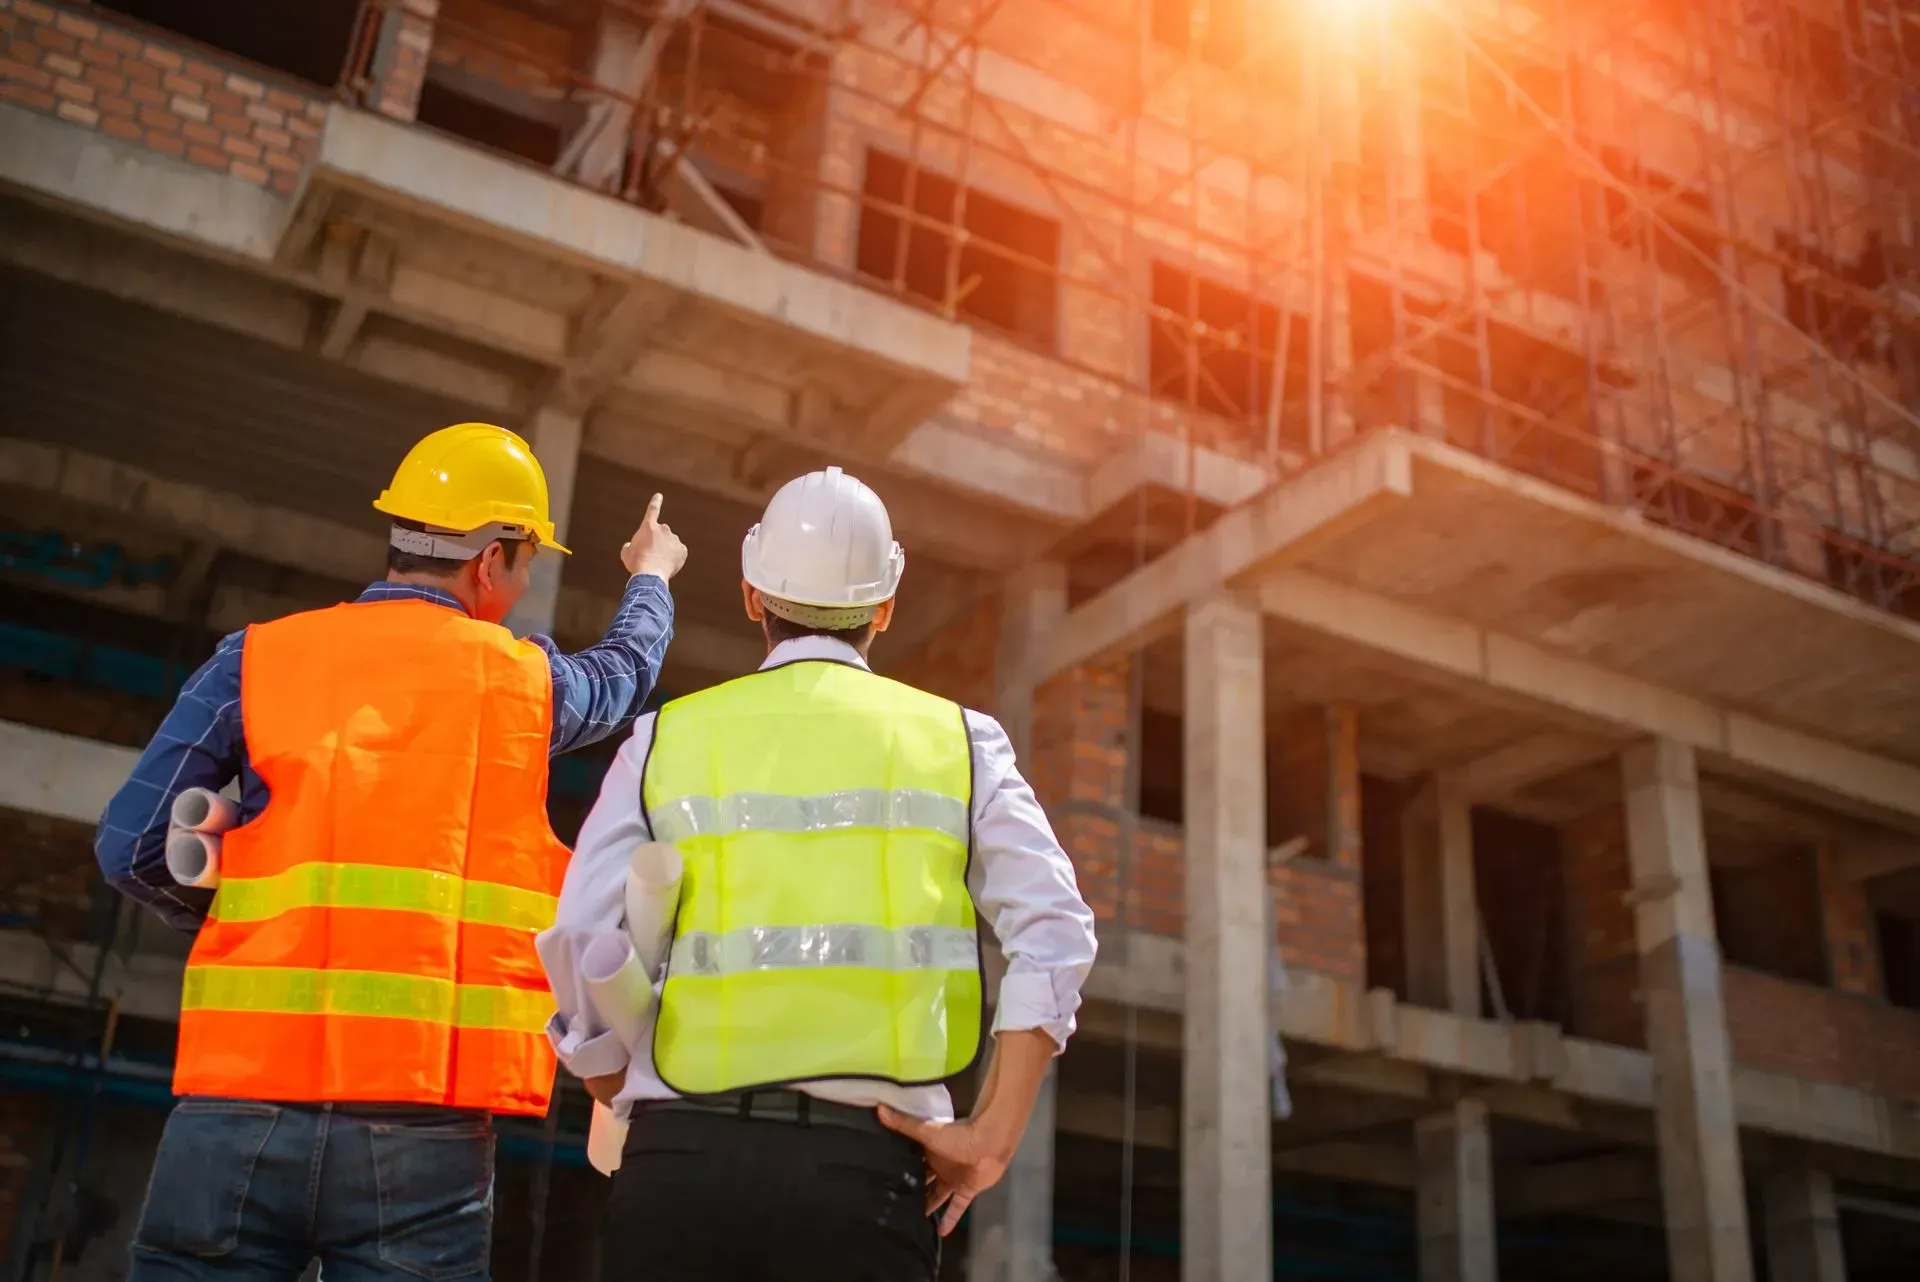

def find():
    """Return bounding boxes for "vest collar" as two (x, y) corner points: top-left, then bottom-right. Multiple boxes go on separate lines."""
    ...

(760, 636), (871, 672)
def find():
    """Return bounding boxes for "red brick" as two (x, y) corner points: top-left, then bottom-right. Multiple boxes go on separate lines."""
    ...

(230, 159), (269, 185)
(162, 72), (198, 97)
(145, 126), (184, 156)
(264, 148), (302, 173)
(0, 78), (54, 111)
(137, 103), (177, 131)
(265, 87), (304, 112)
(51, 73), (89, 103)
(96, 91), (133, 118)
(141, 43), (182, 70)
(53, 11), (97, 40)
(128, 81), (164, 106)
(54, 97), (94, 126)
(31, 24), (74, 53)
(180, 120), (219, 147)
(78, 39), (117, 68)
(100, 29), (143, 56)
(211, 110), (249, 135)
(253, 124), (292, 150)
(244, 101), (282, 127)
(225, 72), (264, 100)
(183, 58), (223, 85)
(41, 49), (78, 77)
(185, 143), (228, 170)
(286, 115), (318, 139)
(0, 55), (49, 89)
(222, 133), (261, 160)
(83, 64), (126, 93)
(270, 170), (296, 194)
(15, 0), (57, 24)
(100, 113), (141, 141)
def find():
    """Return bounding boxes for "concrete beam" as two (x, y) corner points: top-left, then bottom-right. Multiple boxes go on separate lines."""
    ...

(1253, 569), (1920, 828)
(1832, 838), (1920, 883)
(1183, 592), (1273, 1282)
(1504, 1152), (1660, 1219)
(0, 721), (138, 827)
(1623, 739), (1755, 1282)
(0, 932), (184, 1024)
(1039, 430), (1414, 680)
(1455, 732), (1623, 802)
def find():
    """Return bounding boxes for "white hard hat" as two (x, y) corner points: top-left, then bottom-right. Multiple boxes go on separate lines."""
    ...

(741, 466), (904, 629)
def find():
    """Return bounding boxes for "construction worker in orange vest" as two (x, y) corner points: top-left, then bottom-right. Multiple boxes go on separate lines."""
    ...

(93, 423), (688, 1281)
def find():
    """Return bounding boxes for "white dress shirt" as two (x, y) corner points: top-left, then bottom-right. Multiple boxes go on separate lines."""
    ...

(537, 635), (1098, 1122)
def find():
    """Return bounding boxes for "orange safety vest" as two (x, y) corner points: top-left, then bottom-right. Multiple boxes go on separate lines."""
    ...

(172, 599), (571, 1115)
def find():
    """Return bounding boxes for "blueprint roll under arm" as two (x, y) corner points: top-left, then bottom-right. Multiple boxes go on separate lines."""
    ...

(587, 841), (686, 1177)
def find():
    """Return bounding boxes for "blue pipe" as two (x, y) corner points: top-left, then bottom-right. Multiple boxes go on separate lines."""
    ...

(0, 531), (172, 590)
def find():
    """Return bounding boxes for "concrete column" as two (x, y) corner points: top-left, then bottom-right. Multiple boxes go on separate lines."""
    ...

(1182, 592), (1272, 1282)
(1621, 739), (1754, 1282)
(968, 563), (1068, 1282)
(366, 0), (439, 123)
(1402, 773), (1479, 1016)
(503, 408), (582, 640)
(1764, 1169), (1846, 1282)
(1415, 1098), (1497, 1282)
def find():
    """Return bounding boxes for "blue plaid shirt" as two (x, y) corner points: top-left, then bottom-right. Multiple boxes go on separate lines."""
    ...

(94, 577), (674, 931)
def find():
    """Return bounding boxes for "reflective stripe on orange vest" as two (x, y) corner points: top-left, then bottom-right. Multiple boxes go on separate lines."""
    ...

(172, 599), (571, 1115)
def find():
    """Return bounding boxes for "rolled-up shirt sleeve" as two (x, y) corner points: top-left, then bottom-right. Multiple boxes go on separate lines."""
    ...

(965, 711), (1098, 1053)
(536, 714), (659, 1080)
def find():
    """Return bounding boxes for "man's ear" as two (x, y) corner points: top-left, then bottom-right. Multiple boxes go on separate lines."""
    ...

(742, 581), (766, 622)
(872, 598), (895, 634)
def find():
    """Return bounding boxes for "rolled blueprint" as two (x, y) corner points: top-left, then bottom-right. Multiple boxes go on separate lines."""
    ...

(581, 934), (653, 1052)
(165, 827), (222, 889)
(170, 787), (237, 834)
(589, 841), (687, 1177)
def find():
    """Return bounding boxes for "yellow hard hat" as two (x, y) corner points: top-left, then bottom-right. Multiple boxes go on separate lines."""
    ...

(373, 422), (571, 554)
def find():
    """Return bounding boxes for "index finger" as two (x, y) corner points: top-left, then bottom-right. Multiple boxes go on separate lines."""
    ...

(644, 493), (664, 526)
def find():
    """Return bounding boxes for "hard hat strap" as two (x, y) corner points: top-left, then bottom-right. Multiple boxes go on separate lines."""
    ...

(389, 522), (533, 562)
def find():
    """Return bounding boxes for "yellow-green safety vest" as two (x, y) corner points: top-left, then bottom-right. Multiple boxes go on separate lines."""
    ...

(641, 659), (983, 1096)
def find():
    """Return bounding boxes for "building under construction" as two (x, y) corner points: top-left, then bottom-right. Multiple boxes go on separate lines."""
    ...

(3, 0), (1920, 1277)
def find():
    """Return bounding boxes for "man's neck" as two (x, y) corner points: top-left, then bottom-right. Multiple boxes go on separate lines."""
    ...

(385, 570), (477, 616)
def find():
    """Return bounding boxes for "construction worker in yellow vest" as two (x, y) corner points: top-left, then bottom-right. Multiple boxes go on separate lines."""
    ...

(539, 466), (1098, 1281)
(95, 423), (686, 1281)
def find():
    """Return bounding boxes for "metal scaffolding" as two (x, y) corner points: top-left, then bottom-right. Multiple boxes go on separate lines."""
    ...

(378, 0), (1920, 618)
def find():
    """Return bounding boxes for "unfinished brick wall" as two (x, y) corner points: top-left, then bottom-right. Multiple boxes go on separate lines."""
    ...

(0, 0), (322, 192)
(1724, 967), (1920, 1101)
(1, 807), (99, 945)
(1816, 845), (1884, 999)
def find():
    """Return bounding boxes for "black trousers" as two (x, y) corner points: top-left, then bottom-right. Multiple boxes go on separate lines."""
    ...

(601, 1103), (939, 1282)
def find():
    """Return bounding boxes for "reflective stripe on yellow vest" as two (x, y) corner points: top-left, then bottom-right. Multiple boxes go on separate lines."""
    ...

(641, 659), (982, 1095)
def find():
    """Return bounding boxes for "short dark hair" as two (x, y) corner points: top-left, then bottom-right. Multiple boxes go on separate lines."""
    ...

(386, 519), (526, 577)
(763, 611), (872, 648)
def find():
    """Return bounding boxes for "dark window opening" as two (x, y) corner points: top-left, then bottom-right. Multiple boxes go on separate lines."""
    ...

(416, 79), (561, 167)
(1709, 849), (1827, 985)
(94, 0), (359, 89)
(856, 150), (1060, 349)
(1137, 706), (1183, 826)
(1880, 913), (1920, 1012)
(1147, 262), (1308, 447)
(1473, 808), (1568, 1025)
(713, 185), (765, 233)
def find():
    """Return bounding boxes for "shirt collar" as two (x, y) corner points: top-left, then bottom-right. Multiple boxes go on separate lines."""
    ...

(355, 582), (470, 614)
(760, 635), (870, 672)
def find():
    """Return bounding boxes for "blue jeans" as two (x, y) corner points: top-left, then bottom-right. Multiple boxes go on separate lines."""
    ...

(127, 1098), (495, 1281)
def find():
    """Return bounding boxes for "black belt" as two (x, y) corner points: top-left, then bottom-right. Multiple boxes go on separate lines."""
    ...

(634, 1091), (890, 1136)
